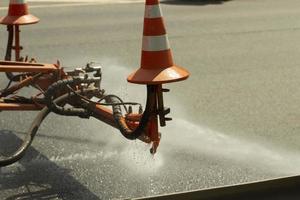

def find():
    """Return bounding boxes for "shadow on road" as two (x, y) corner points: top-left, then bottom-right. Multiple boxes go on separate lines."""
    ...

(0, 130), (100, 200)
(162, 0), (232, 5)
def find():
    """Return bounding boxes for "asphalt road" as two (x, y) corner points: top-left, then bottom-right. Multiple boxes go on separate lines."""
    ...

(1, 0), (300, 199)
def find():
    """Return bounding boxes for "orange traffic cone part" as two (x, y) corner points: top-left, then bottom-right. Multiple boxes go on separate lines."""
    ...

(127, 0), (189, 85)
(0, 0), (39, 25)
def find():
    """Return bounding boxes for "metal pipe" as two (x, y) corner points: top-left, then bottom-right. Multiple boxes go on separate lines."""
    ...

(92, 104), (117, 128)
(5, 25), (13, 61)
(5, 25), (15, 81)
(0, 61), (58, 73)
(92, 101), (153, 144)
(0, 103), (42, 111)
(0, 76), (35, 97)
(15, 25), (20, 61)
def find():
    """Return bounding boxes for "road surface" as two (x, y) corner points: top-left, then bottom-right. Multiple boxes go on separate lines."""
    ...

(1, 0), (300, 199)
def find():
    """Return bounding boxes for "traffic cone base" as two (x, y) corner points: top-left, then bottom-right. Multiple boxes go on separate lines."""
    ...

(127, 65), (189, 85)
(0, 14), (39, 25)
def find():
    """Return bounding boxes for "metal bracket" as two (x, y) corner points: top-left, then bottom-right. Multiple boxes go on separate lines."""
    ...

(157, 85), (172, 127)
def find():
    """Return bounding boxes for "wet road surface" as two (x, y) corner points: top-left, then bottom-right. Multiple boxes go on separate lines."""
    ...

(1, 0), (300, 199)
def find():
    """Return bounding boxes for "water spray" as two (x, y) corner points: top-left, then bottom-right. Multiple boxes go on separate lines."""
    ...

(0, 0), (189, 167)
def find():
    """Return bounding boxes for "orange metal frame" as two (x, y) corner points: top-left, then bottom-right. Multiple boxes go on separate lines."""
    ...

(0, 55), (108, 119)
(0, 60), (126, 126)
(0, 60), (153, 144)
(0, 61), (58, 73)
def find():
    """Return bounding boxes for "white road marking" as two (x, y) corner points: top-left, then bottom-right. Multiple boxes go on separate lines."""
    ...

(0, 0), (144, 10)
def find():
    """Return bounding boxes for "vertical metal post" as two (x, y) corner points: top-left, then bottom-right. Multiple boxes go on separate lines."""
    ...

(157, 84), (166, 126)
(5, 25), (15, 80)
(15, 25), (21, 61)
(5, 25), (14, 61)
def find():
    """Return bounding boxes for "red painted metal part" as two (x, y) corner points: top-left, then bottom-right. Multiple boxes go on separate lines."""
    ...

(0, 61), (59, 73)
(0, 75), (34, 97)
(92, 105), (160, 147)
(0, 101), (157, 146)
(0, 103), (42, 111)
(93, 104), (118, 128)
(14, 25), (20, 61)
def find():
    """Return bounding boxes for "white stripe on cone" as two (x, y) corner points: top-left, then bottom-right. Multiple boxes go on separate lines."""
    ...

(142, 35), (170, 51)
(144, 5), (162, 18)
(10, 0), (26, 4)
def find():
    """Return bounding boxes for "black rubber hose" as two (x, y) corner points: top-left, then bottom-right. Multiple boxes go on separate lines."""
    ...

(105, 85), (156, 140)
(0, 107), (49, 167)
(0, 85), (155, 166)
(44, 78), (99, 118)
(0, 91), (86, 167)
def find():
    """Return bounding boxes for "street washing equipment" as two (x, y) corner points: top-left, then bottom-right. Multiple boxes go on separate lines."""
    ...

(0, 0), (189, 167)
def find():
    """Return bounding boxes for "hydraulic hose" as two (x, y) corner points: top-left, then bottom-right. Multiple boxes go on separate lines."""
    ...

(0, 106), (49, 167)
(44, 78), (100, 118)
(0, 85), (156, 166)
(104, 85), (157, 140)
(0, 90), (92, 167)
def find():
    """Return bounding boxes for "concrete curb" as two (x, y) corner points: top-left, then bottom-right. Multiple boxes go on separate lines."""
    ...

(132, 175), (300, 200)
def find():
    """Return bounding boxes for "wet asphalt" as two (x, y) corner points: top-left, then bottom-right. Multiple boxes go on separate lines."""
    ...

(1, 0), (300, 199)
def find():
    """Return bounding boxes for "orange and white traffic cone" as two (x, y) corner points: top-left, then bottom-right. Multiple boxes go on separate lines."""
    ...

(127, 0), (189, 85)
(0, 0), (39, 25)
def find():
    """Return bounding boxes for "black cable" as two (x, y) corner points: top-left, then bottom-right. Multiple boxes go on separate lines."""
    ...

(66, 83), (142, 114)
(97, 94), (129, 113)
(0, 91), (87, 167)
(44, 78), (99, 118)
(2, 79), (13, 91)
(103, 85), (156, 140)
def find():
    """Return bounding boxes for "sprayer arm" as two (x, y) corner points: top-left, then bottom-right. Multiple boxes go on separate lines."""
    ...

(90, 85), (161, 153)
